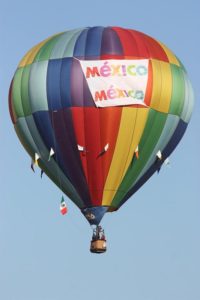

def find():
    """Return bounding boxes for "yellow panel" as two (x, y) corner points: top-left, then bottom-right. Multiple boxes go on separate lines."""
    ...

(150, 59), (162, 110)
(158, 42), (180, 66)
(18, 36), (54, 67)
(102, 107), (149, 206)
(150, 59), (172, 113)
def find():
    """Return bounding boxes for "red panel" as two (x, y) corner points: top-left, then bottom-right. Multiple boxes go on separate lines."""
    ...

(84, 108), (104, 206)
(137, 31), (169, 62)
(71, 107), (122, 206)
(112, 27), (139, 57)
(99, 107), (122, 184)
(8, 80), (17, 124)
(71, 107), (103, 205)
(128, 29), (150, 58)
(110, 27), (169, 62)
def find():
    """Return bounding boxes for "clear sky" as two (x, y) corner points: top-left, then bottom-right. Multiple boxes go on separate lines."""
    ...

(0, 0), (199, 299)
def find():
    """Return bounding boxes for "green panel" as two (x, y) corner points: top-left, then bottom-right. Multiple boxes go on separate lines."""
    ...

(21, 65), (32, 116)
(51, 28), (84, 59)
(135, 114), (180, 183)
(180, 73), (194, 123)
(185, 79), (194, 122)
(15, 121), (36, 158)
(169, 65), (185, 116)
(111, 109), (168, 208)
(29, 61), (49, 113)
(9, 80), (17, 124)
(12, 68), (24, 118)
(63, 29), (85, 57)
(34, 33), (64, 62)
(176, 56), (186, 72)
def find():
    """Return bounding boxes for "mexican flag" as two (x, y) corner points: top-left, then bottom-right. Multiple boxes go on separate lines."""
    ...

(135, 145), (139, 159)
(60, 197), (67, 215)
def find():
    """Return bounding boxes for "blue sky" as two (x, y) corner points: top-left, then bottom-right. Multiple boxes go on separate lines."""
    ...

(1, 0), (200, 299)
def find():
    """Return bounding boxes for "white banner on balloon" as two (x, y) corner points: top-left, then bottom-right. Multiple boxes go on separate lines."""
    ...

(79, 59), (149, 108)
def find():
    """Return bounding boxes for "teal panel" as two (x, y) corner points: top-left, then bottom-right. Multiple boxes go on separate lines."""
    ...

(50, 28), (84, 59)
(12, 68), (24, 118)
(15, 119), (38, 157)
(180, 73), (194, 123)
(34, 33), (64, 62)
(29, 61), (49, 113)
(134, 114), (180, 183)
(62, 29), (86, 58)
(176, 57), (186, 72)
(21, 65), (32, 116)
(185, 79), (194, 122)
(169, 65), (185, 116)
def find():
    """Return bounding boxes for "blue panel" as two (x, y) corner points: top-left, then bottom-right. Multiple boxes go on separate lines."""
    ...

(118, 119), (188, 208)
(163, 119), (187, 158)
(33, 111), (72, 181)
(47, 59), (62, 110)
(82, 206), (108, 225)
(73, 28), (89, 58)
(60, 58), (73, 107)
(85, 27), (104, 57)
(47, 57), (95, 108)
(33, 111), (55, 150)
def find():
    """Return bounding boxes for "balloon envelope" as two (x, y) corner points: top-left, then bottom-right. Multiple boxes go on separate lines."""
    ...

(9, 26), (194, 225)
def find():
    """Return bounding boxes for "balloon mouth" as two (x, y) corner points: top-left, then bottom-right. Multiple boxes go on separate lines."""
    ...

(81, 206), (108, 225)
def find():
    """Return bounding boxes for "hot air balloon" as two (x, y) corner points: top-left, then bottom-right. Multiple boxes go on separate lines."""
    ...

(9, 26), (194, 253)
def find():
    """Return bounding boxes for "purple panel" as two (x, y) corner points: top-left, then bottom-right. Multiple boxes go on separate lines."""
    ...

(101, 27), (123, 56)
(51, 108), (91, 206)
(33, 111), (73, 181)
(70, 59), (95, 107)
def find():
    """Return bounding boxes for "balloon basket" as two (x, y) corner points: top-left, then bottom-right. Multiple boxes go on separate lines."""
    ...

(90, 239), (107, 254)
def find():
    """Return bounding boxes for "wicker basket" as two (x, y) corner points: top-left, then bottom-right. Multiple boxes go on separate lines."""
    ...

(90, 239), (107, 253)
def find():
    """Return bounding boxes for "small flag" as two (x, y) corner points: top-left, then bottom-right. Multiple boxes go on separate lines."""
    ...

(157, 166), (161, 174)
(77, 144), (87, 156)
(98, 143), (109, 157)
(104, 143), (109, 152)
(40, 169), (44, 178)
(31, 160), (35, 172)
(156, 157), (170, 173)
(31, 153), (40, 172)
(164, 157), (170, 166)
(155, 150), (163, 173)
(34, 153), (40, 166)
(60, 197), (67, 215)
(135, 145), (139, 159)
(48, 148), (55, 161)
(77, 144), (86, 152)
(156, 150), (162, 160)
